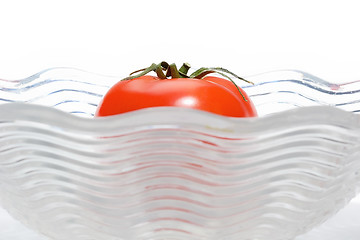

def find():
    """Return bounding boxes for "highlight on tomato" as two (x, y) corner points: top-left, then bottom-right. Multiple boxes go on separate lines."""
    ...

(95, 62), (257, 118)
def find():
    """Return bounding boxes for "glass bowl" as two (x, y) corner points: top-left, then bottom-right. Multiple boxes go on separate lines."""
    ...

(1, 68), (360, 240)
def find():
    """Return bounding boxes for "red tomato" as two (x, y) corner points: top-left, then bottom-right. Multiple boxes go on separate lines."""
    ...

(95, 75), (257, 118)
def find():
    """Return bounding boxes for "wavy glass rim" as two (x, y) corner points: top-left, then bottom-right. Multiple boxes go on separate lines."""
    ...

(1, 68), (360, 240)
(2, 67), (360, 117)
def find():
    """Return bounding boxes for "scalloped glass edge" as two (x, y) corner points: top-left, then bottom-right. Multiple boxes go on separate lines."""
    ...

(1, 68), (360, 240)
(2, 67), (360, 117)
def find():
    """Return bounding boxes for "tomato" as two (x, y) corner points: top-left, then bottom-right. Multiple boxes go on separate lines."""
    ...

(95, 62), (257, 118)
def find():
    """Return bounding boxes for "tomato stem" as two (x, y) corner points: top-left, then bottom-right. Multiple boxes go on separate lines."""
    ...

(208, 67), (254, 85)
(179, 62), (191, 77)
(124, 63), (158, 80)
(168, 63), (181, 78)
(122, 61), (252, 101)
(155, 63), (167, 79)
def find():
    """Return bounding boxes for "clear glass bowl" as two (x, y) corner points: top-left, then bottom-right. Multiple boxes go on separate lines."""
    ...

(1, 68), (360, 240)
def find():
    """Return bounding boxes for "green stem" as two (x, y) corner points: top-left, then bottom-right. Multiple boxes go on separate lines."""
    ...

(190, 68), (248, 101)
(123, 63), (158, 80)
(168, 63), (181, 78)
(155, 66), (166, 79)
(209, 67), (254, 85)
(179, 62), (191, 77)
(121, 62), (251, 102)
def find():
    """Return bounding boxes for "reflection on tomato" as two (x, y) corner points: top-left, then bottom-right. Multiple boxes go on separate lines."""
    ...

(95, 62), (257, 118)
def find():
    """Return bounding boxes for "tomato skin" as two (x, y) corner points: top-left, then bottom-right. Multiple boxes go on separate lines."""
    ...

(95, 75), (257, 118)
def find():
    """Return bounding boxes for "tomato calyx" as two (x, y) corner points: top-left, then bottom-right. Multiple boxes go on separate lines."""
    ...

(122, 61), (253, 102)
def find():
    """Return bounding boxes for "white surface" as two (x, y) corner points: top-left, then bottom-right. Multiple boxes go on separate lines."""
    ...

(297, 195), (360, 240)
(0, 0), (360, 83)
(0, 208), (49, 240)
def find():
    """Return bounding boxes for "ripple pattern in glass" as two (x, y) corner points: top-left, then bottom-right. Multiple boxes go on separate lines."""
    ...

(1, 69), (360, 240)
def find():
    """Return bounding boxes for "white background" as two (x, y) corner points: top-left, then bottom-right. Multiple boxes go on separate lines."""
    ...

(0, 0), (359, 83)
(1, 0), (360, 239)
